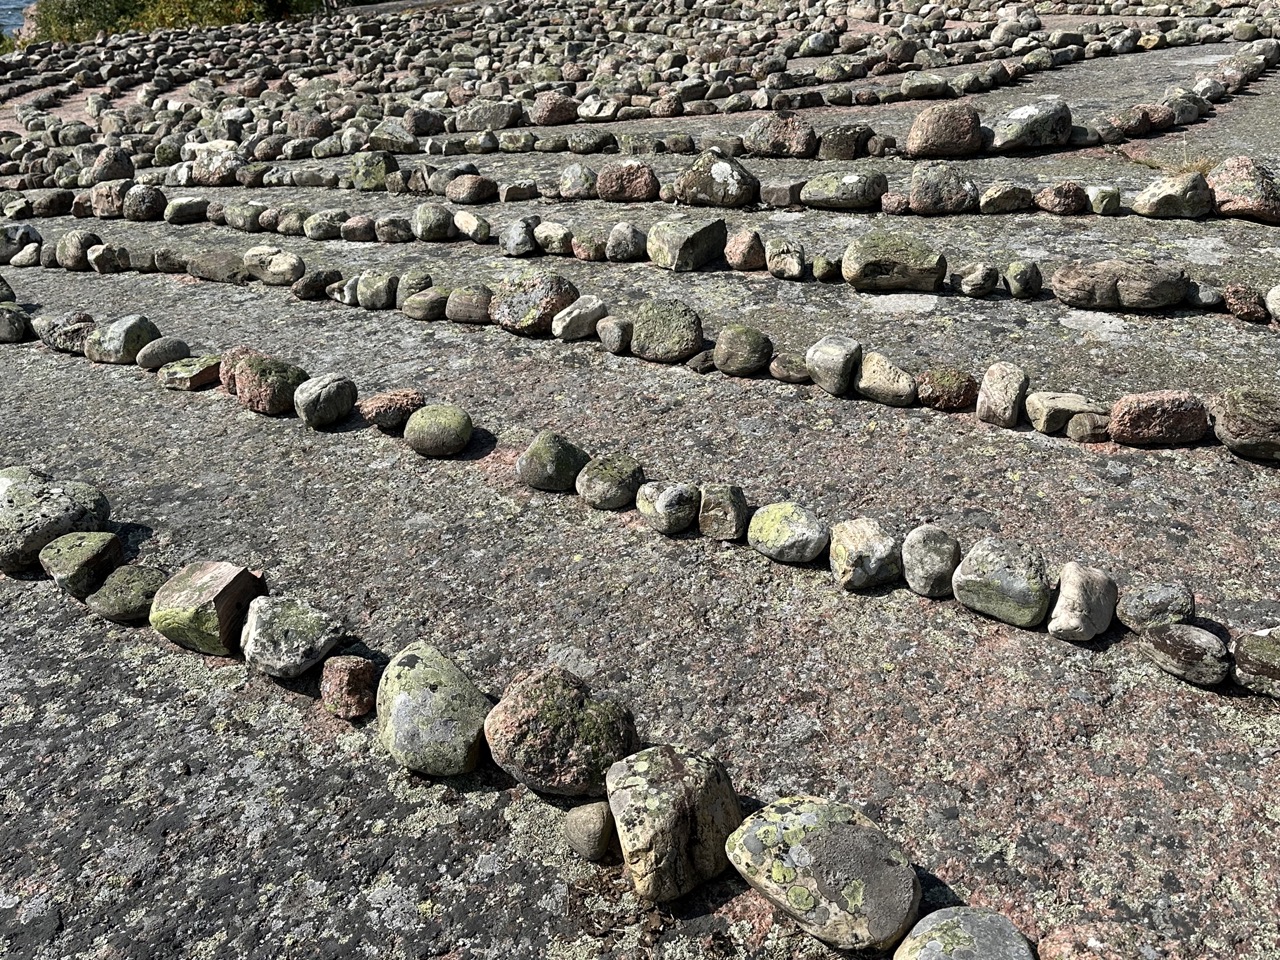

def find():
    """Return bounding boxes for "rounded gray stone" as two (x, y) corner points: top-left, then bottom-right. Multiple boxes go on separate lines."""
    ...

(576, 454), (644, 510)
(902, 524), (961, 598)
(135, 336), (190, 371)
(294, 375), (358, 429)
(405, 404), (474, 457)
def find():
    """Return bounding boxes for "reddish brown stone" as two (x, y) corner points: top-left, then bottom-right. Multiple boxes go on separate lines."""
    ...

(357, 388), (427, 431)
(1109, 390), (1209, 446)
(527, 91), (579, 126)
(1223, 284), (1269, 324)
(1206, 156), (1280, 223)
(220, 345), (264, 394)
(881, 191), (911, 215)
(235, 356), (310, 416)
(1035, 181), (1089, 215)
(724, 228), (766, 271)
(905, 102), (983, 158)
(596, 160), (660, 203)
(321, 655), (377, 719)
(917, 367), (978, 410)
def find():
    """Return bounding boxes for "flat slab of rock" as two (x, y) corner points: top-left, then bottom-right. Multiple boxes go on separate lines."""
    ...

(149, 561), (265, 657)
(1025, 392), (1108, 435)
(606, 745), (741, 902)
(725, 795), (920, 951)
(158, 355), (222, 391)
(37, 531), (123, 600)
(376, 640), (491, 775)
(1050, 259), (1188, 311)
(484, 666), (638, 796)
(842, 232), (945, 292)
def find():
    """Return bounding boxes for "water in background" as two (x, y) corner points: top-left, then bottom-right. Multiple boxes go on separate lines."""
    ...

(0, 0), (26, 38)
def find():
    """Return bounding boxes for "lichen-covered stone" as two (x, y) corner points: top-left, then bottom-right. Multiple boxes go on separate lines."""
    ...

(489, 271), (579, 336)
(647, 218), (727, 272)
(0, 467), (111, 573)
(952, 538), (1052, 628)
(1212, 388), (1280, 461)
(321, 655), (377, 719)
(1232, 627), (1280, 697)
(83, 315), (162, 365)
(725, 795), (920, 951)
(294, 375), (358, 429)
(606, 745), (742, 902)
(376, 640), (491, 776)
(576, 454), (644, 510)
(149, 561), (266, 656)
(37, 531), (123, 599)
(830, 518), (901, 590)
(405, 404), (473, 457)
(85, 565), (168, 624)
(241, 596), (341, 678)
(630, 300), (704, 363)
(842, 232), (946, 292)
(235, 356), (309, 416)
(516, 431), (590, 491)
(636, 481), (701, 535)
(484, 667), (638, 796)
(902, 524), (960, 598)
(713, 324), (773, 377)
(158, 356), (222, 391)
(1116, 582), (1195, 632)
(672, 150), (760, 207)
(748, 502), (829, 564)
(893, 906), (1034, 960)
(698, 484), (749, 540)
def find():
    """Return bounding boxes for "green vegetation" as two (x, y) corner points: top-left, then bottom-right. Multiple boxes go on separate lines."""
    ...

(19, 0), (329, 45)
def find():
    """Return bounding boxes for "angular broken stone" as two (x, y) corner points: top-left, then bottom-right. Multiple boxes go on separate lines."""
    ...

(830, 518), (901, 590)
(149, 561), (266, 656)
(484, 666), (638, 796)
(646, 218), (726, 272)
(294, 375), (358, 429)
(576, 454), (644, 510)
(606, 745), (742, 902)
(1048, 562), (1117, 644)
(841, 232), (945, 292)
(1050, 259), (1189, 311)
(806, 335), (862, 396)
(38, 531), (123, 600)
(158, 356), (222, 391)
(698, 484), (750, 541)
(976, 362), (1030, 429)
(321, 655), (377, 719)
(241, 595), (341, 678)
(376, 640), (491, 775)
(952, 538), (1052, 629)
(725, 795), (920, 951)
(1025, 392), (1108, 434)
(636, 481), (701, 535)
(1109, 391), (1209, 446)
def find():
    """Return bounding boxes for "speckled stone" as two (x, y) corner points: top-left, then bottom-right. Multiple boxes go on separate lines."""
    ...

(606, 745), (742, 902)
(1139, 623), (1231, 687)
(698, 484), (749, 541)
(893, 906), (1034, 960)
(0, 467), (111, 573)
(489, 271), (579, 336)
(630, 300), (704, 364)
(1116, 582), (1195, 632)
(320, 655), (377, 719)
(149, 561), (266, 657)
(636, 481), (701, 535)
(1212, 388), (1280, 461)
(725, 795), (920, 951)
(1231, 627), (1280, 697)
(748, 502), (829, 563)
(516, 431), (590, 492)
(576, 454), (644, 510)
(830, 518), (902, 590)
(376, 641), (491, 776)
(158, 356), (222, 391)
(484, 666), (638, 796)
(806, 336), (862, 396)
(85, 565), (168, 624)
(357, 389), (426, 432)
(952, 538), (1052, 628)
(241, 596), (341, 679)
(902, 524), (961, 598)
(83, 314), (162, 365)
(564, 802), (616, 861)
(235, 356), (309, 416)
(37, 531), (123, 600)
(976, 362), (1030, 429)
(1048, 562), (1117, 644)
(294, 375), (358, 429)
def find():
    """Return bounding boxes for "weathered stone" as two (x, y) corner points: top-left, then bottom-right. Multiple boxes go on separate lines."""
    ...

(630, 300), (703, 363)
(149, 561), (265, 657)
(1132, 173), (1214, 218)
(1206, 156), (1280, 223)
(606, 745), (742, 902)
(135, 336), (189, 371)
(647, 218), (726, 272)
(350, 150), (398, 191)
(606, 222), (647, 262)
(1025, 392), (1109, 434)
(405, 404), (473, 457)
(905, 102), (984, 157)
(1117, 582), (1195, 632)
(1224, 284), (1269, 324)
(1048, 562), (1117, 644)
(636, 482), (702, 535)
(1109, 391), (1209, 446)
(445, 285), (493, 323)
(902, 524), (961, 598)
(1139, 624), (1231, 686)
(597, 159), (660, 202)
(1004, 261), (1043, 299)
(743, 113), (817, 158)
(376, 641), (491, 775)
(806, 335), (862, 396)
(856, 353), (917, 406)
(321, 655), (377, 719)
(979, 182), (1035, 214)
(952, 538), (1052, 628)
(698, 484), (749, 541)
(725, 796), (920, 951)
(991, 99), (1072, 150)
(490, 271), (579, 336)
(84, 315), (161, 364)
(294, 375), (358, 429)
(517, 431), (590, 491)
(976, 362), (1030, 428)
(597, 317), (633, 354)
(38, 531), (123, 599)
(842, 232), (945, 291)
(799, 171), (888, 210)
(576, 454), (644, 510)
(552, 295), (607, 341)
(713, 324), (773, 377)
(85, 565), (168, 624)
(672, 150), (759, 207)
(724, 228), (766, 270)
(749, 502), (829, 563)
(1232, 627), (1280, 697)
(241, 596), (341, 679)
(1211, 388), (1280, 460)
(893, 907), (1035, 960)
(917, 368), (977, 411)
(1034, 181), (1089, 215)
(564, 802), (616, 861)
(158, 356), (222, 391)
(1051, 260), (1189, 311)
(235, 356), (309, 416)
(243, 245), (305, 286)
(830, 518), (901, 590)
(484, 667), (638, 796)
(909, 161), (979, 215)
(0, 467), (110, 573)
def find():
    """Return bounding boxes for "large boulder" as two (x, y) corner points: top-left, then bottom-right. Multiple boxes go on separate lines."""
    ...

(1050, 259), (1189, 311)
(991, 99), (1072, 151)
(905, 102), (984, 157)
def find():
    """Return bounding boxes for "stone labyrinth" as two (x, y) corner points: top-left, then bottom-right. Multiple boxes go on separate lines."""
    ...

(1, 0), (1280, 956)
